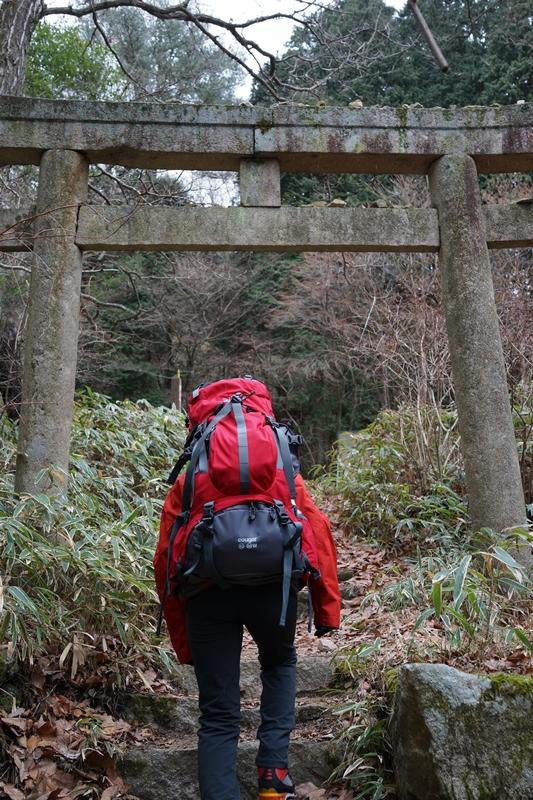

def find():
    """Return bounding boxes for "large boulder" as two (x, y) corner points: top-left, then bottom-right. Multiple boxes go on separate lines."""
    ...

(390, 663), (533, 800)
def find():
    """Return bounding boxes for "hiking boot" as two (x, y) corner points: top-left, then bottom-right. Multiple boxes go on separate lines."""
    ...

(258, 766), (295, 799)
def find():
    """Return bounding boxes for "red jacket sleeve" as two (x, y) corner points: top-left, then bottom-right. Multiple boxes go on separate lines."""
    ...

(154, 476), (192, 664)
(295, 474), (341, 629)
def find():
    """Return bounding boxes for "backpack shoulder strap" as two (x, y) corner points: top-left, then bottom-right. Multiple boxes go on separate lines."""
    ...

(167, 423), (205, 486)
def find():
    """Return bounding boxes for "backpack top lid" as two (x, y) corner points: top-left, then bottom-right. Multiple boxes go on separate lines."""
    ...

(187, 377), (274, 429)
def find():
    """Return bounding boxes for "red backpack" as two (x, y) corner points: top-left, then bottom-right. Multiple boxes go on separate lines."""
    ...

(160, 377), (320, 630)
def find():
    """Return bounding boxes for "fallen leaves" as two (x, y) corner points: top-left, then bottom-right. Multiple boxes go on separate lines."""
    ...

(0, 693), (136, 800)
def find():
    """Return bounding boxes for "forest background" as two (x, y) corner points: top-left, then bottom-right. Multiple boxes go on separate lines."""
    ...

(0, 0), (531, 467)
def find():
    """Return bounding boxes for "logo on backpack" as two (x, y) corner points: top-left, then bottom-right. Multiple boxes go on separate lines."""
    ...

(159, 377), (319, 632)
(238, 537), (258, 550)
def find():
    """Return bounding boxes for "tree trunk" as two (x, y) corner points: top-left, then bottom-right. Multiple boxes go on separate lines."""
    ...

(0, 0), (43, 95)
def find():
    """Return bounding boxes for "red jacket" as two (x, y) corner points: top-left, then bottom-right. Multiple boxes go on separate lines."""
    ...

(154, 473), (341, 663)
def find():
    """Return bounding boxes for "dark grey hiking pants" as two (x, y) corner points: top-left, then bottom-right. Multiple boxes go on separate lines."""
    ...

(186, 583), (298, 800)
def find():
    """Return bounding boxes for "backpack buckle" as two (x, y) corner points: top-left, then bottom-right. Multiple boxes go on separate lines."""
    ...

(274, 500), (290, 526)
(195, 502), (215, 537)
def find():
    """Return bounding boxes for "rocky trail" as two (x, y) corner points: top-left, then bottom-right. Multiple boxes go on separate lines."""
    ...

(117, 656), (346, 800)
(2, 522), (531, 800)
(0, 527), (391, 800)
(113, 528), (382, 799)
(116, 539), (369, 800)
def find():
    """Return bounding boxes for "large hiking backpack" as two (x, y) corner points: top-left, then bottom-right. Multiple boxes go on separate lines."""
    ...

(160, 377), (320, 631)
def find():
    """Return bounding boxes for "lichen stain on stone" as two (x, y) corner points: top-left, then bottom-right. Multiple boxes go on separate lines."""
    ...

(326, 130), (344, 152)
(502, 127), (529, 153)
(363, 131), (394, 154)
(256, 117), (272, 135)
(395, 106), (408, 130)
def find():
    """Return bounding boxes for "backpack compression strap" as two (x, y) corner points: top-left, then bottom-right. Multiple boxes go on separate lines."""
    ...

(232, 401), (250, 494)
(272, 423), (297, 503)
(181, 400), (234, 512)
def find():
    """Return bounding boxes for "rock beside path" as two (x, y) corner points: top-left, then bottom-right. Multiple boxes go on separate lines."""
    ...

(391, 663), (533, 800)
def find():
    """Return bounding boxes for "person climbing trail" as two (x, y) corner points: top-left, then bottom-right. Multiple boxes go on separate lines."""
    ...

(154, 376), (341, 800)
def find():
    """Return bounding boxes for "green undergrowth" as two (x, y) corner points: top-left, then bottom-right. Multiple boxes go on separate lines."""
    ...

(322, 404), (532, 799)
(0, 389), (186, 673)
(325, 405), (468, 550)
(326, 405), (531, 660)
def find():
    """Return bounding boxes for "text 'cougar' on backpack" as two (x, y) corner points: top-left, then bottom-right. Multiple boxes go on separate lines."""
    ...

(156, 376), (321, 634)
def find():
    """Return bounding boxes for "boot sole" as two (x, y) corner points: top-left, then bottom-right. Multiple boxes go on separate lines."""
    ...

(258, 793), (296, 799)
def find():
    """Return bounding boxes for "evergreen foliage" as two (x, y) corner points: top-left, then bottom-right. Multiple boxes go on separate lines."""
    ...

(25, 22), (123, 100)
(266, 0), (533, 207)
(256, 0), (532, 107)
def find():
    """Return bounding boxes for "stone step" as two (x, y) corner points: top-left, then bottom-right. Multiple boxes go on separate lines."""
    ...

(169, 655), (335, 699)
(120, 738), (341, 800)
(120, 693), (337, 734)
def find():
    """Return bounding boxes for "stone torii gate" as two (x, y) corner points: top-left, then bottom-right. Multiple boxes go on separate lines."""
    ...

(1, 97), (532, 542)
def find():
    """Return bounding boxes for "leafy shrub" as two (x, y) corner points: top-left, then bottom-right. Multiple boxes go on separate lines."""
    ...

(329, 405), (467, 549)
(0, 389), (186, 668)
(364, 528), (532, 659)
(332, 705), (393, 800)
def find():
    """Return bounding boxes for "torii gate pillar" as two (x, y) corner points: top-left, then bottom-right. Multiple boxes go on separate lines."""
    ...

(15, 149), (88, 495)
(429, 154), (527, 535)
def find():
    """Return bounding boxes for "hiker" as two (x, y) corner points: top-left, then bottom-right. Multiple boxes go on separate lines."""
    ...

(154, 377), (341, 800)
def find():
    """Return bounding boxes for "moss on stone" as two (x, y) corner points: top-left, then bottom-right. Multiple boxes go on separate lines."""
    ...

(395, 106), (408, 128)
(482, 672), (533, 699)
(331, 658), (354, 685)
(395, 107), (408, 151)
(121, 692), (179, 726)
(256, 117), (272, 134)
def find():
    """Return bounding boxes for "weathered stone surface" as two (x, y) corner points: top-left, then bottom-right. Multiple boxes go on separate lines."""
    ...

(483, 201), (533, 249)
(120, 739), (340, 800)
(240, 159), (281, 207)
(75, 205), (439, 252)
(0, 97), (531, 173)
(118, 692), (332, 734)
(3, 202), (530, 253)
(14, 149), (88, 495)
(429, 154), (527, 538)
(254, 655), (332, 695)
(145, 656), (333, 706)
(391, 663), (533, 800)
(117, 694), (197, 732)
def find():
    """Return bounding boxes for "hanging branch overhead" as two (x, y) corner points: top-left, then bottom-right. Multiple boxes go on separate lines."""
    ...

(407, 0), (449, 72)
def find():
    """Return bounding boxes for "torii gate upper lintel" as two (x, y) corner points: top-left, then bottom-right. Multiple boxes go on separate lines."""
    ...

(1, 97), (531, 553)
